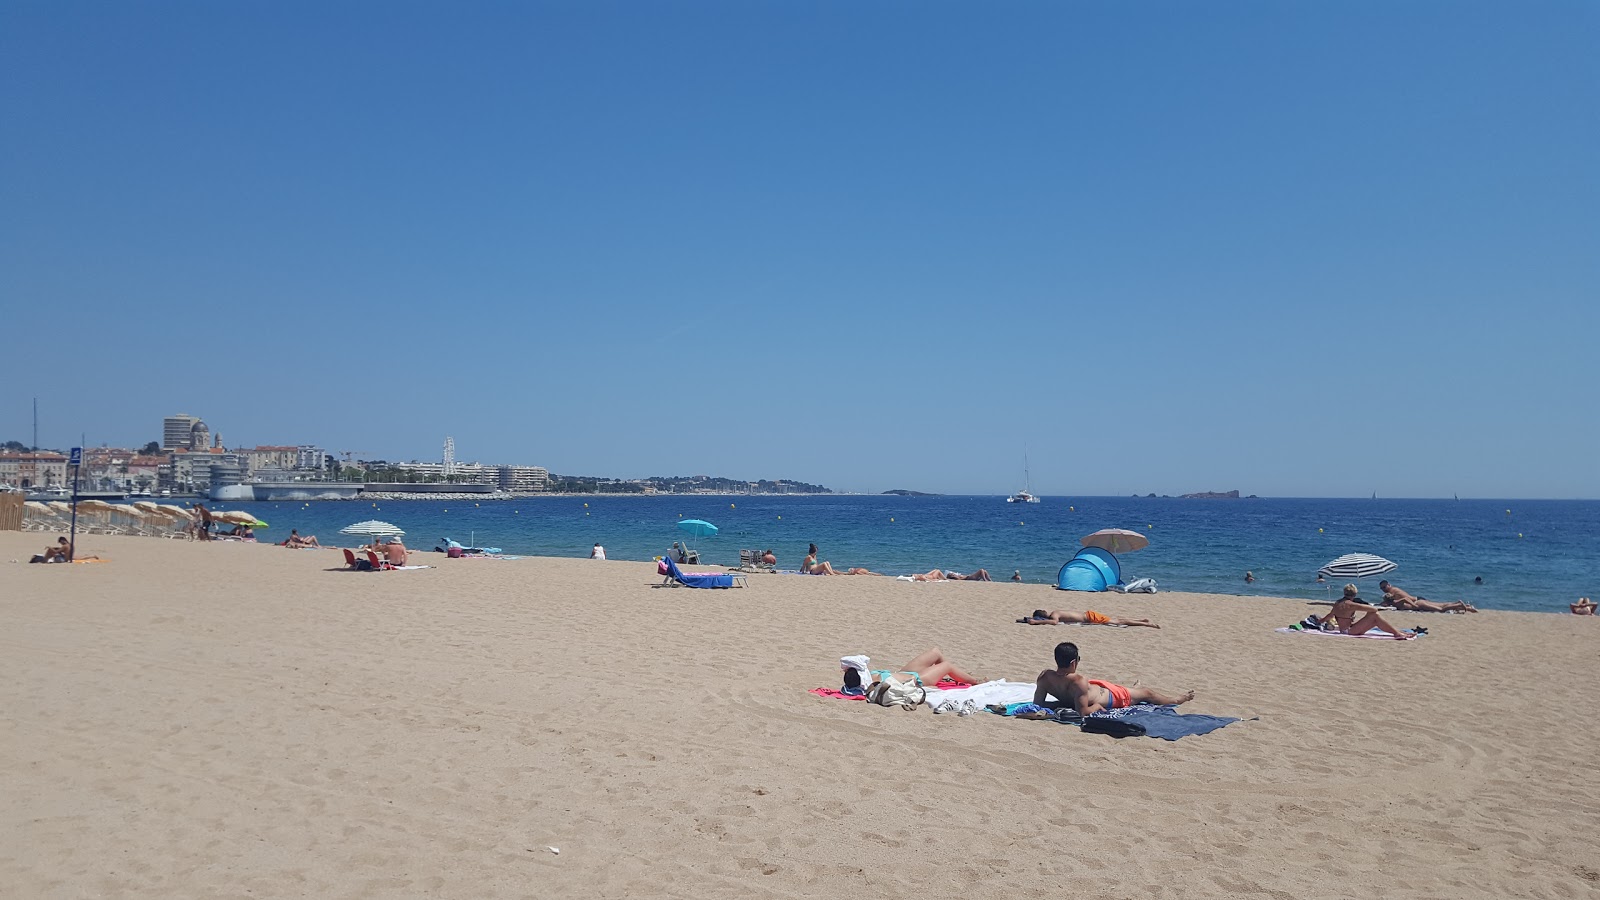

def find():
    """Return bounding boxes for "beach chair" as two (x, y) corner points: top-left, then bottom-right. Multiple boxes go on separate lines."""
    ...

(363, 549), (395, 571)
(341, 548), (363, 569)
(670, 541), (701, 565)
(735, 549), (774, 572)
(661, 555), (745, 589)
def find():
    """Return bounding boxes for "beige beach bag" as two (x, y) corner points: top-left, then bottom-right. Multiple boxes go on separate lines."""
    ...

(869, 675), (926, 710)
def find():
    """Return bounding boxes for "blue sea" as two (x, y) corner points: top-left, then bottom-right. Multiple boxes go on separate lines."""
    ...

(215, 495), (1598, 614)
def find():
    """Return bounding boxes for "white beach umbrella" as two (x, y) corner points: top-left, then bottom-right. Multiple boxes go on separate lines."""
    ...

(340, 520), (405, 538)
(1317, 553), (1397, 581)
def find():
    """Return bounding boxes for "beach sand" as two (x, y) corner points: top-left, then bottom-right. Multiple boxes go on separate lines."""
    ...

(3, 532), (1597, 899)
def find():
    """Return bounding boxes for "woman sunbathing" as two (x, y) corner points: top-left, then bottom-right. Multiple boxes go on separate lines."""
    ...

(803, 544), (879, 575)
(911, 568), (992, 582)
(1315, 585), (1412, 639)
(1572, 597), (1596, 616)
(1018, 609), (1160, 628)
(862, 648), (985, 689)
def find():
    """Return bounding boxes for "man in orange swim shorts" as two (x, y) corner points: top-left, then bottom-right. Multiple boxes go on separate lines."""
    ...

(1017, 609), (1160, 629)
(1033, 642), (1195, 714)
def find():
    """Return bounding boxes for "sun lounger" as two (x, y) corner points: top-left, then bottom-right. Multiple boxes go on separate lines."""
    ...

(661, 555), (745, 589)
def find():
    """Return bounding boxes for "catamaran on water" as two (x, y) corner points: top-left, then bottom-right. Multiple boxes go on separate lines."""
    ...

(1007, 456), (1041, 504)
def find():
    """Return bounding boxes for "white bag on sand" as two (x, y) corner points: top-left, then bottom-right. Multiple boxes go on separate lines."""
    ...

(1122, 577), (1158, 594)
(840, 655), (870, 677)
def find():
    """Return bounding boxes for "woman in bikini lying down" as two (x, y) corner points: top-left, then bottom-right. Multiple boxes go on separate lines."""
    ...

(1018, 609), (1160, 628)
(853, 648), (985, 693)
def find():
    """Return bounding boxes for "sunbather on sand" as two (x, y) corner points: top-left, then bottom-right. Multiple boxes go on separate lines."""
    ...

(1572, 597), (1596, 616)
(1018, 609), (1160, 628)
(383, 537), (408, 566)
(1034, 641), (1193, 714)
(867, 648), (984, 688)
(1315, 585), (1412, 639)
(803, 544), (878, 575)
(284, 529), (321, 548)
(1378, 580), (1477, 613)
(911, 568), (992, 582)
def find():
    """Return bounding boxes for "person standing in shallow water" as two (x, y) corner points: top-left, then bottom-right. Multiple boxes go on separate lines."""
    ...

(1244, 571), (1255, 584)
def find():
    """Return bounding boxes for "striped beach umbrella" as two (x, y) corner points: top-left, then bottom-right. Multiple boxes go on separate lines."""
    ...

(1318, 553), (1397, 580)
(340, 519), (405, 537)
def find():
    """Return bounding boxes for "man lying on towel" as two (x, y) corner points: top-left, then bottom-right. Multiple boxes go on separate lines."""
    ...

(1034, 642), (1194, 714)
(1017, 609), (1160, 628)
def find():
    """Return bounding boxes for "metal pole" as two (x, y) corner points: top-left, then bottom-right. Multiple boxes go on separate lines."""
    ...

(68, 449), (81, 560)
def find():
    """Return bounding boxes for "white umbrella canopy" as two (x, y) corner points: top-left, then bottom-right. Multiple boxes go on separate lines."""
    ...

(48, 501), (73, 515)
(156, 504), (195, 521)
(340, 520), (405, 538)
(133, 501), (162, 514)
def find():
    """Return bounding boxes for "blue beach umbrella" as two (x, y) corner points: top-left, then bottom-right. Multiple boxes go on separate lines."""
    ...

(675, 518), (718, 560)
(677, 519), (718, 539)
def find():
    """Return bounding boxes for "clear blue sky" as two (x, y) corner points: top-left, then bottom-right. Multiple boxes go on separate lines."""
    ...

(3, 2), (1595, 498)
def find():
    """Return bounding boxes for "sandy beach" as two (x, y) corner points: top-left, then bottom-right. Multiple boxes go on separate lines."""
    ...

(2, 532), (1596, 899)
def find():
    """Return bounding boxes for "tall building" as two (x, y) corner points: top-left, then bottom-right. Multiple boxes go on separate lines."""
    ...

(162, 414), (200, 450)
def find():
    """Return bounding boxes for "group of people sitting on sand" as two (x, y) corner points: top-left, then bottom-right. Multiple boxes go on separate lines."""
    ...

(842, 644), (1194, 715)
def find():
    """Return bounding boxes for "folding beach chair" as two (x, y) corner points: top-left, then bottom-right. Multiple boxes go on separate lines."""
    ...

(363, 550), (395, 571)
(661, 555), (745, 589)
(341, 548), (363, 569)
(735, 549), (774, 572)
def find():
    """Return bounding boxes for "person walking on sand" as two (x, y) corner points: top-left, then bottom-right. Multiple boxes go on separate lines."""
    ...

(1018, 609), (1160, 628)
(1034, 642), (1194, 714)
(191, 503), (213, 541)
(1314, 584), (1412, 639)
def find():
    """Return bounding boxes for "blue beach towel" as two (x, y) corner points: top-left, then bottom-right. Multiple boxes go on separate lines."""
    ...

(662, 555), (737, 588)
(1083, 705), (1241, 741)
(996, 701), (1242, 740)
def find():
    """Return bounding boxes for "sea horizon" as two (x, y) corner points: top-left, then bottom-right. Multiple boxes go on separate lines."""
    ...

(210, 494), (1598, 615)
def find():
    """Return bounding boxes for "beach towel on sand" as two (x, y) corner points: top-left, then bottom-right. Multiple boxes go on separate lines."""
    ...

(997, 702), (1240, 740)
(1275, 627), (1422, 640)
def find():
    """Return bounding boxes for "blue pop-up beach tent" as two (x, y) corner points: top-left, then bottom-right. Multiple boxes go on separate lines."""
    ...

(1056, 546), (1123, 592)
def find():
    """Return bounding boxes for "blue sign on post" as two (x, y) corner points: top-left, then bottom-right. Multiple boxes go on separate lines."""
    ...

(68, 447), (83, 558)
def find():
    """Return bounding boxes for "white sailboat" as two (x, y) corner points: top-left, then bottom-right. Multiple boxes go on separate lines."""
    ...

(1007, 456), (1041, 504)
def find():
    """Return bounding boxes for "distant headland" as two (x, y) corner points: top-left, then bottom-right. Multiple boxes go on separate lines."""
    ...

(1133, 490), (1258, 499)
(882, 489), (940, 497)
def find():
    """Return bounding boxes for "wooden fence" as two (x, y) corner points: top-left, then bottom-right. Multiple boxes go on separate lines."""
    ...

(0, 493), (23, 531)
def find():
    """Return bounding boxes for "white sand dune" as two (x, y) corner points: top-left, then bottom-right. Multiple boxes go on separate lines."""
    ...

(2, 532), (1596, 899)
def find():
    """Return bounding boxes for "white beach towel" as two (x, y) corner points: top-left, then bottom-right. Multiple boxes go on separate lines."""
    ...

(922, 679), (1036, 708)
(1274, 627), (1420, 641)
